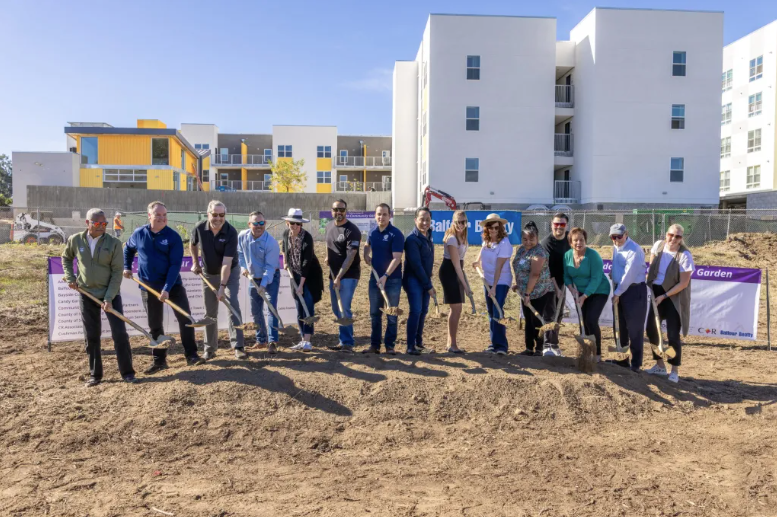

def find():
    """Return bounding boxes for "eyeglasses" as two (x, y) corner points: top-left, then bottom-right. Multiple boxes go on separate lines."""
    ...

(610, 234), (625, 241)
(553, 223), (567, 228)
(210, 212), (226, 218)
(90, 221), (108, 228)
(250, 221), (266, 227)
(486, 224), (499, 229)
(455, 219), (467, 225)
(289, 222), (302, 226)
(332, 207), (346, 213)
(667, 233), (683, 240)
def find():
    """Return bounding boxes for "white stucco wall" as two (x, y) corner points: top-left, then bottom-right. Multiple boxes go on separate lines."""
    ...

(12, 152), (80, 207)
(392, 61), (419, 210)
(272, 126), (337, 194)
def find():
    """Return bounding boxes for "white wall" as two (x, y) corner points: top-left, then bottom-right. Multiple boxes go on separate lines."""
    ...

(720, 20), (777, 198)
(180, 124), (219, 189)
(272, 126), (337, 194)
(12, 152), (79, 207)
(571, 8), (723, 206)
(392, 61), (419, 210)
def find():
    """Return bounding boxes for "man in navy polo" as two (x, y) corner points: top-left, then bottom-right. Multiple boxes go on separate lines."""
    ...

(363, 203), (404, 354)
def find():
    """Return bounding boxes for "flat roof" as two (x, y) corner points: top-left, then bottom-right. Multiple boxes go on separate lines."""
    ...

(64, 126), (199, 155)
(594, 6), (723, 14)
(430, 13), (555, 19)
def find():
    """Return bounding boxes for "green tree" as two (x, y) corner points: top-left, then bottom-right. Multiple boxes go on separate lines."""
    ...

(0, 154), (11, 206)
(269, 158), (306, 193)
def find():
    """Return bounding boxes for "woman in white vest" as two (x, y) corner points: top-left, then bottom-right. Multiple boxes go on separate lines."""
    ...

(645, 223), (695, 383)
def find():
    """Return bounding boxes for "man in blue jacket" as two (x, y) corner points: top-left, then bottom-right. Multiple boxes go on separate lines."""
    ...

(123, 201), (205, 374)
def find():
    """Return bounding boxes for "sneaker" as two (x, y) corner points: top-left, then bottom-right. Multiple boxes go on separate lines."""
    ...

(406, 349), (421, 356)
(484, 346), (496, 354)
(202, 351), (216, 361)
(186, 355), (206, 366)
(340, 345), (354, 353)
(267, 343), (278, 354)
(234, 348), (248, 360)
(362, 346), (381, 354)
(518, 349), (534, 356)
(327, 344), (343, 351)
(646, 364), (668, 376)
(495, 350), (507, 356)
(667, 371), (679, 384)
(301, 341), (313, 352)
(144, 363), (168, 375)
(416, 344), (427, 352)
(290, 342), (306, 351)
(542, 346), (554, 357)
(122, 374), (137, 383)
(85, 376), (101, 387)
(385, 348), (397, 355)
(550, 345), (563, 357)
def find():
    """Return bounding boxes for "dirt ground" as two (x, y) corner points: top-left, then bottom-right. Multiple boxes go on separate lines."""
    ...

(1, 236), (776, 517)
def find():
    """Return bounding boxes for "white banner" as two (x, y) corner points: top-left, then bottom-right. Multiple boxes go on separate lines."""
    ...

(48, 256), (298, 343)
(559, 261), (762, 341)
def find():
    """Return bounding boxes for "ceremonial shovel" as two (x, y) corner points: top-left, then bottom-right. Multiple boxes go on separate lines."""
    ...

(370, 267), (402, 317)
(608, 300), (630, 355)
(572, 290), (596, 372)
(650, 292), (677, 361)
(475, 266), (508, 325)
(71, 284), (174, 349)
(329, 272), (354, 326)
(131, 278), (215, 328)
(461, 270), (477, 316)
(198, 273), (253, 330)
(248, 277), (298, 336)
(287, 273), (320, 326)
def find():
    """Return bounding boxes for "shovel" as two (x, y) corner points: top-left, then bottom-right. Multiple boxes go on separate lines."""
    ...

(461, 270), (477, 316)
(430, 291), (445, 319)
(475, 266), (508, 325)
(572, 290), (597, 372)
(523, 298), (559, 334)
(248, 276), (298, 336)
(71, 284), (174, 349)
(608, 299), (630, 355)
(371, 267), (402, 317)
(287, 272), (320, 326)
(198, 273), (254, 330)
(131, 277), (215, 328)
(650, 291), (677, 361)
(329, 272), (354, 326)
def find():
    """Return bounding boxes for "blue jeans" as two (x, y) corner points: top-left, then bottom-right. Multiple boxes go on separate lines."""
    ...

(295, 280), (315, 336)
(485, 284), (510, 352)
(369, 276), (402, 350)
(249, 270), (281, 344)
(404, 276), (430, 351)
(329, 278), (358, 347)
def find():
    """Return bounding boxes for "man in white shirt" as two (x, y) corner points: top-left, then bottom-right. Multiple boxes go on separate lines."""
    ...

(609, 223), (647, 371)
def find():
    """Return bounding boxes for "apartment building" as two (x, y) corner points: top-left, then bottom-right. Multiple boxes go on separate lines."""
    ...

(179, 124), (392, 194)
(393, 8), (723, 210)
(719, 20), (777, 209)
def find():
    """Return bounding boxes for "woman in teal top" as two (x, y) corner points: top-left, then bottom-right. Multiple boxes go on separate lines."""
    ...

(563, 227), (611, 360)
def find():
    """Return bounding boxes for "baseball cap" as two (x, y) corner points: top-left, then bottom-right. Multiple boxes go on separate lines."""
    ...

(609, 223), (626, 236)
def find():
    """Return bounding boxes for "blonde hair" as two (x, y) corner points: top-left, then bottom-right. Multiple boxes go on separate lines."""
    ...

(443, 210), (468, 245)
(668, 223), (684, 234)
(207, 200), (226, 213)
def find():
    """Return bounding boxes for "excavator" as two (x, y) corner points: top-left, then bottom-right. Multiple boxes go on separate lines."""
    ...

(422, 186), (488, 210)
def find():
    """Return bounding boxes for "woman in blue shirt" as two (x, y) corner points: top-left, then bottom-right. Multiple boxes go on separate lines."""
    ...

(403, 207), (436, 356)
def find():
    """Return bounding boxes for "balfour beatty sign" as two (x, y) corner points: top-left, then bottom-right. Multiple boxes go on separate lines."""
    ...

(430, 211), (522, 245)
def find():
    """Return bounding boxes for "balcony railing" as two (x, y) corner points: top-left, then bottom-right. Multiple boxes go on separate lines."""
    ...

(554, 180), (580, 204)
(246, 181), (272, 191)
(555, 85), (574, 108)
(335, 181), (392, 192)
(213, 154), (272, 166)
(216, 180), (243, 191)
(554, 134), (574, 157)
(334, 156), (392, 168)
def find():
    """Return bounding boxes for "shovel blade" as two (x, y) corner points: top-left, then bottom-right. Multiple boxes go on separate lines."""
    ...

(149, 335), (175, 349)
(334, 318), (354, 326)
(651, 344), (677, 360)
(186, 317), (217, 328)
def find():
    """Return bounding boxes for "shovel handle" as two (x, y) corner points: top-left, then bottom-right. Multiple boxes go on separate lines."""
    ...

(199, 273), (244, 325)
(524, 299), (546, 326)
(287, 273), (312, 318)
(70, 283), (157, 343)
(131, 277), (193, 320)
(461, 272), (477, 314)
(330, 271), (346, 313)
(371, 268), (392, 307)
(612, 300), (621, 348)
(649, 291), (665, 353)
(250, 277), (285, 327)
(570, 288), (586, 335)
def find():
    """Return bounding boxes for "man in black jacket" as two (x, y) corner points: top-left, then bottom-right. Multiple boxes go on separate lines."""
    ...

(540, 212), (570, 355)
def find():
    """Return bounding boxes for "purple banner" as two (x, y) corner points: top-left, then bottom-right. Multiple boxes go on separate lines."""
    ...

(50, 255), (285, 275)
(602, 259), (761, 284)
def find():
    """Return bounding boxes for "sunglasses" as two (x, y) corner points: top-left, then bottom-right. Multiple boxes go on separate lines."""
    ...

(553, 222), (567, 228)
(210, 212), (226, 218)
(289, 222), (302, 226)
(90, 221), (108, 227)
(610, 234), (625, 241)
(486, 224), (499, 229)
(250, 221), (266, 227)
(455, 219), (467, 224)
(332, 207), (346, 213)
(667, 233), (683, 240)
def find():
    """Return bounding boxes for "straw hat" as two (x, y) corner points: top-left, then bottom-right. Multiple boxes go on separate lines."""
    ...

(483, 213), (508, 225)
(282, 208), (310, 223)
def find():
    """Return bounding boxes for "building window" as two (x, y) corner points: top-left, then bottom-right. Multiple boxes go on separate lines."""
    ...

(466, 55), (480, 80)
(721, 103), (732, 125)
(317, 171), (331, 184)
(81, 137), (98, 165)
(749, 56), (763, 82)
(720, 137), (731, 158)
(277, 145), (292, 158)
(263, 173), (272, 190)
(194, 143), (210, 150)
(103, 169), (147, 188)
(671, 104), (685, 129)
(465, 158), (479, 182)
(721, 69), (733, 91)
(748, 93), (762, 117)
(670, 157), (684, 182)
(747, 165), (761, 189)
(748, 129), (762, 153)
(181, 149), (186, 170)
(152, 138), (169, 165)
(466, 106), (480, 131)
(173, 171), (180, 191)
(720, 170), (730, 192)
(317, 146), (332, 158)
(672, 51), (686, 77)
(263, 149), (272, 162)
(202, 169), (209, 182)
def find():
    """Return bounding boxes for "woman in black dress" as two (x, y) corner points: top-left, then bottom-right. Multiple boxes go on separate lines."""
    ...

(438, 210), (472, 353)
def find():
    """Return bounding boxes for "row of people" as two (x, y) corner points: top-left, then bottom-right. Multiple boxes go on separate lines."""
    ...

(62, 201), (692, 386)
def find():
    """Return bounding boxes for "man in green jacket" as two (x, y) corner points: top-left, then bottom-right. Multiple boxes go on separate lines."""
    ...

(62, 208), (135, 386)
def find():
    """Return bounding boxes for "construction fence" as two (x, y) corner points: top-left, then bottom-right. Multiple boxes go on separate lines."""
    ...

(2, 206), (777, 247)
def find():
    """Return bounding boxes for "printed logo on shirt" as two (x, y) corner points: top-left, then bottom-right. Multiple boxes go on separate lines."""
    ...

(337, 234), (345, 242)
(160, 239), (168, 245)
(383, 234), (390, 241)
(219, 238), (226, 242)
(79, 247), (85, 252)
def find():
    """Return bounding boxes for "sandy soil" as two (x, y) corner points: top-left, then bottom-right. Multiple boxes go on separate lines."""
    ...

(0, 237), (776, 516)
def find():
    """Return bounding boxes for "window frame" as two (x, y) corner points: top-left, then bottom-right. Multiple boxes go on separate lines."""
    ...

(277, 145), (292, 158)
(672, 51), (686, 77)
(721, 103), (732, 125)
(720, 170), (730, 192)
(466, 106), (480, 131)
(80, 137), (98, 165)
(749, 56), (763, 82)
(151, 137), (170, 166)
(720, 137), (731, 158)
(747, 165), (761, 189)
(670, 157), (684, 183)
(465, 157), (479, 182)
(316, 145), (332, 158)
(748, 93), (762, 117)
(721, 69), (733, 91)
(748, 129), (762, 153)
(466, 55), (480, 80)
(671, 104), (685, 129)
(316, 171), (331, 184)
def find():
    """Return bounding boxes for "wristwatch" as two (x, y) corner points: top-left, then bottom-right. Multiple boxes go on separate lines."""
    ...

(221, 283), (228, 287)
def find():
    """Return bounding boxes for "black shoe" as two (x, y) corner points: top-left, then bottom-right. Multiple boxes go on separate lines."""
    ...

(122, 374), (137, 383)
(406, 349), (421, 356)
(144, 363), (168, 375)
(340, 346), (354, 354)
(362, 346), (381, 354)
(186, 355), (206, 366)
(385, 348), (397, 355)
(85, 376), (101, 387)
(202, 350), (216, 361)
(518, 349), (534, 356)
(534, 350), (544, 356)
(327, 344), (343, 351)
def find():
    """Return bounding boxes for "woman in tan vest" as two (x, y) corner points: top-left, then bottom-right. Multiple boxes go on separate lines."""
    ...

(645, 223), (695, 383)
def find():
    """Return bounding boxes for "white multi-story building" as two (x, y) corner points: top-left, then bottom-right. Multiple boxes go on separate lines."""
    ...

(393, 8), (724, 210)
(719, 20), (777, 209)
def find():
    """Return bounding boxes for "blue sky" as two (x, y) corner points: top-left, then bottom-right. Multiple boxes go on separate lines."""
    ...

(2, 0), (777, 158)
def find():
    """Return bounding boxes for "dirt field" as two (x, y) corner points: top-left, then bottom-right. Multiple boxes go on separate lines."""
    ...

(1, 236), (776, 516)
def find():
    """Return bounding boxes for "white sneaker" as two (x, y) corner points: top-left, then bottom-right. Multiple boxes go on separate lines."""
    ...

(550, 345), (563, 357)
(290, 342), (305, 351)
(646, 364), (668, 376)
(301, 341), (312, 352)
(542, 346), (554, 357)
(667, 371), (679, 383)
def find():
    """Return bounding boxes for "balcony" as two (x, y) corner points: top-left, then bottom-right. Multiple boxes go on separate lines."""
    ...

(246, 181), (272, 191)
(212, 154), (272, 167)
(216, 180), (242, 191)
(334, 156), (392, 169)
(554, 134), (573, 157)
(335, 181), (392, 192)
(554, 180), (580, 204)
(555, 85), (574, 108)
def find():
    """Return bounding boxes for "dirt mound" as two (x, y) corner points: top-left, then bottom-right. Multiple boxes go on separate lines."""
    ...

(694, 232), (777, 267)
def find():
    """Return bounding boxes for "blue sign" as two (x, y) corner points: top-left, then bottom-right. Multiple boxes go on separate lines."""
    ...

(430, 211), (522, 245)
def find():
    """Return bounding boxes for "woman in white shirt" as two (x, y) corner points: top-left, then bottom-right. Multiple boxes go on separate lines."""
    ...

(472, 213), (514, 355)
(645, 224), (695, 383)
(438, 210), (472, 354)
